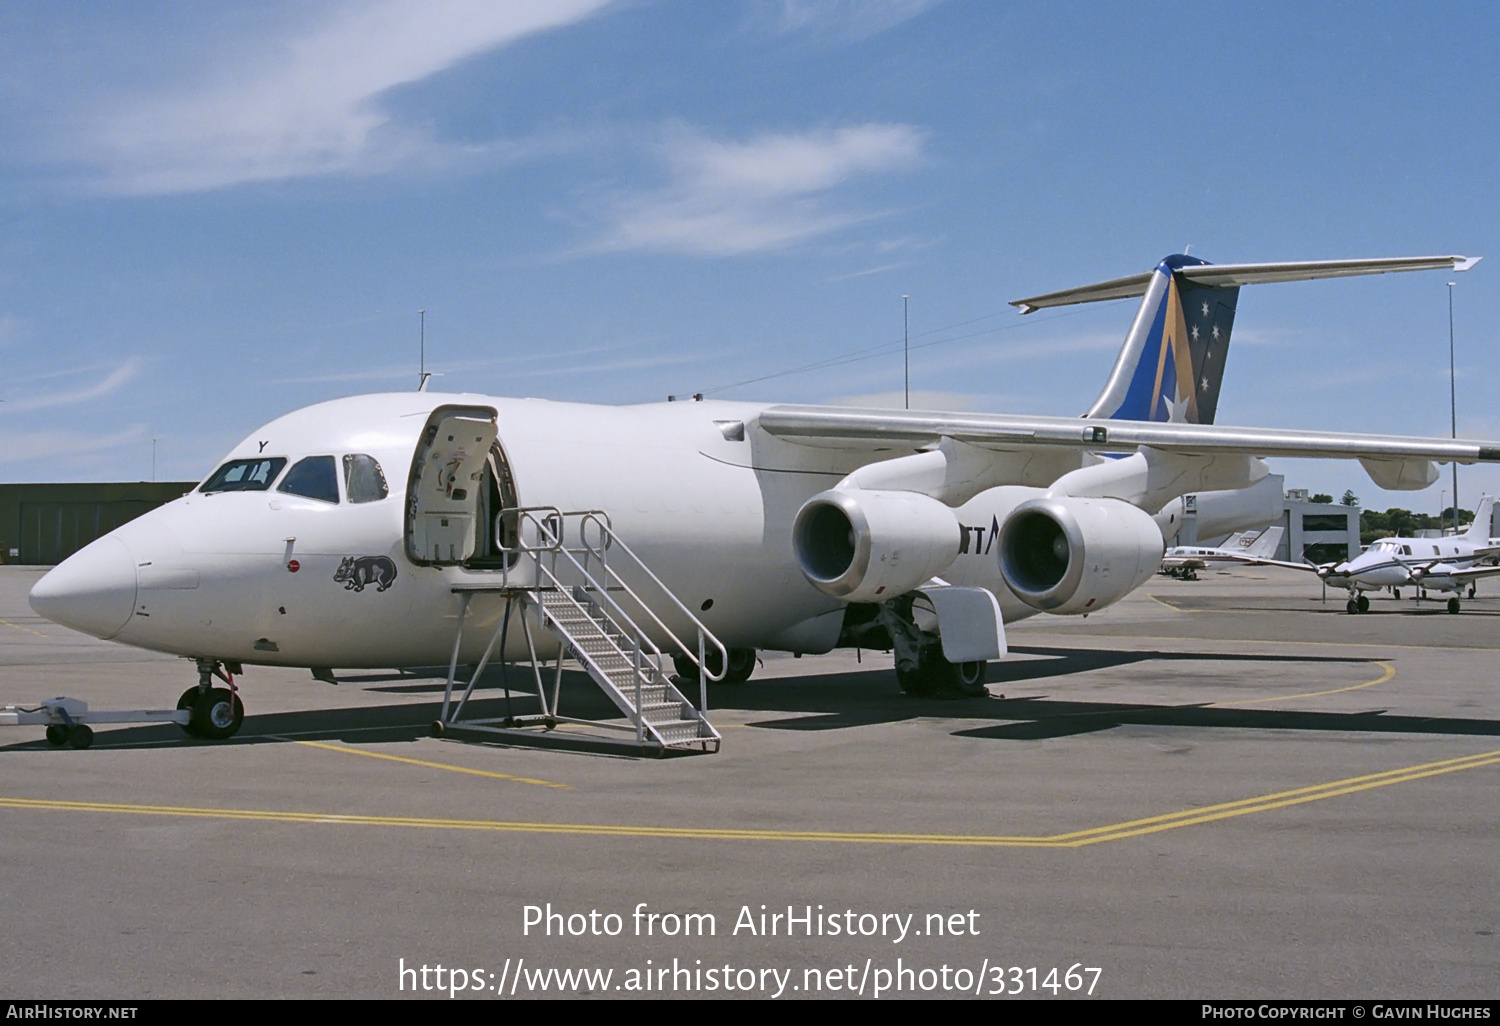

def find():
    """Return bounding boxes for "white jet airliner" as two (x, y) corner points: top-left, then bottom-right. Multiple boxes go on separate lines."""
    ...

(28, 254), (1493, 750)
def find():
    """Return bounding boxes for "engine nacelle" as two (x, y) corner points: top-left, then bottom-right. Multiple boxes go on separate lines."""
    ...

(793, 489), (961, 603)
(998, 497), (1164, 615)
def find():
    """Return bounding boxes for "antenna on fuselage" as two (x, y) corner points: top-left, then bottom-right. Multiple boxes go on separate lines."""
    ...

(417, 309), (431, 392)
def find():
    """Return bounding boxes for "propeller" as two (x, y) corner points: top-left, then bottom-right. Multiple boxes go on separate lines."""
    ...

(1305, 557), (1343, 580)
(1395, 557), (1441, 584)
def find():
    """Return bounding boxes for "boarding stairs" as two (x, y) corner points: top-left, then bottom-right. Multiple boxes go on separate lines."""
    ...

(437, 508), (724, 753)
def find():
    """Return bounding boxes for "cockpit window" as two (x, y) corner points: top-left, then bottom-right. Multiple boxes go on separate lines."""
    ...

(277, 456), (340, 503)
(201, 457), (287, 493)
(343, 454), (389, 504)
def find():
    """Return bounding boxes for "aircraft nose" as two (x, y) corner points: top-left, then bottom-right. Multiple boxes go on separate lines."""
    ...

(29, 535), (138, 640)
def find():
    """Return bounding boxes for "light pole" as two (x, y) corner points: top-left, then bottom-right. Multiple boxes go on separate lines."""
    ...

(903, 295), (909, 410)
(1448, 281), (1457, 533)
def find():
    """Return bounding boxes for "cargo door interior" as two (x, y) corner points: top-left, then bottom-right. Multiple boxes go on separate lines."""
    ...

(406, 407), (499, 565)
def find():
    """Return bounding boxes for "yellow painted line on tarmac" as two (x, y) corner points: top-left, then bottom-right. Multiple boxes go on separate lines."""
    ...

(1042, 748), (1500, 845)
(288, 739), (571, 790)
(1214, 661), (1396, 708)
(0, 618), (47, 637)
(1144, 594), (1189, 612)
(1011, 630), (1500, 654)
(4, 748), (1497, 848)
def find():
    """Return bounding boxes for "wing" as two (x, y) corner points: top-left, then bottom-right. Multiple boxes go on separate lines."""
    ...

(1447, 564), (1500, 582)
(757, 405), (1500, 466)
(1227, 556), (1326, 573)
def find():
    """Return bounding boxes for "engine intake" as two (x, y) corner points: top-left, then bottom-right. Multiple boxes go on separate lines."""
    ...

(793, 489), (961, 603)
(999, 497), (1163, 614)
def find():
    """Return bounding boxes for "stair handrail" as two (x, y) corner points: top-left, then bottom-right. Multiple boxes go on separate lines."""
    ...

(497, 507), (728, 685)
(504, 508), (677, 683)
(575, 511), (728, 684)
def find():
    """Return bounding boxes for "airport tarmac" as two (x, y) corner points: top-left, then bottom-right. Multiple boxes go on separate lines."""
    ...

(1, 563), (1497, 1000)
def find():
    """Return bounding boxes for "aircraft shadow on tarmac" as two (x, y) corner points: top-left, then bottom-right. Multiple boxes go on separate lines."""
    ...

(7, 645), (1500, 754)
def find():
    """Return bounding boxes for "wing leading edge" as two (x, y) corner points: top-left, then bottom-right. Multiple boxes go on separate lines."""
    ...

(757, 405), (1500, 466)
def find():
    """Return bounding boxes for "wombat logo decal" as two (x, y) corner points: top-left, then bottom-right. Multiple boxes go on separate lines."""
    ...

(333, 555), (398, 593)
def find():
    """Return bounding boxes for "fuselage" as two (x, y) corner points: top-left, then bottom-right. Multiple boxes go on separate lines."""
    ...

(30, 392), (1052, 669)
(1330, 535), (1492, 594)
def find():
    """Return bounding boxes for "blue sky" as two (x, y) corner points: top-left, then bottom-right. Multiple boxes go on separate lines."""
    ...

(2, 0), (1497, 514)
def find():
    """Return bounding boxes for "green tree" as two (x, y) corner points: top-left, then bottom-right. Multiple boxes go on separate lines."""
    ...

(1310, 493), (1333, 504)
(1340, 490), (1359, 507)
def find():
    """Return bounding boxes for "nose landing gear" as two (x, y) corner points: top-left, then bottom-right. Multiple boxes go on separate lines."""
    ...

(177, 659), (245, 740)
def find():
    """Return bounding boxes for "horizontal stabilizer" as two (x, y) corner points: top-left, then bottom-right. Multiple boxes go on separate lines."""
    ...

(1012, 255), (1480, 313)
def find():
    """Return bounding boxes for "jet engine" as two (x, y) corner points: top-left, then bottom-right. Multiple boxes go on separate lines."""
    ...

(999, 497), (1164, 615)
(793, 489), (961, 603)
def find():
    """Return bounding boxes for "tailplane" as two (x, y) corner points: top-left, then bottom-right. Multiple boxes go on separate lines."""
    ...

(1010, 254), (1480, 427)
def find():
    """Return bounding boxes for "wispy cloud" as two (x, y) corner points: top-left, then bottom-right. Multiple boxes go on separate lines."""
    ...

(826, 389), (974, 411)
(769, 0), (946, 41)
(591, 123), (927, 255)
(0, 314), (22, 348)
(272, 365), (425, 387)
(0, 425), (146, 463)
(82, 0), (614, 194)
(1, 360), (140, 411)
(268, 340), (699, 386)
(823, 262), (909, 282)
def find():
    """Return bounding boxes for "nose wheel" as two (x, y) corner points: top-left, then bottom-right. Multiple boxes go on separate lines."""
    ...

(177, 660), (246, 740)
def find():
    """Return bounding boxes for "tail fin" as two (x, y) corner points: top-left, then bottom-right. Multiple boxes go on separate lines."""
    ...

(1465, 495), (1494, 541)
(1009, 254), (1481, 427)
(1081, 256), (1238, 425)
(1233, 524), (1284, 559)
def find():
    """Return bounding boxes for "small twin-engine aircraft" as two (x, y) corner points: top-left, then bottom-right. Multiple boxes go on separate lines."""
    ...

(28, 253), (1494, 750)
(1160, 526), (1285, 580)
(1248, 496), (1500, 614)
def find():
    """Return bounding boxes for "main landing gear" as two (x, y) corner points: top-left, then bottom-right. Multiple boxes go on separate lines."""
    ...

(878, 595), (988, 699)
(177, 658), (245, 740)
(894, 648), (987, 698)
(673, 647), (757, 684)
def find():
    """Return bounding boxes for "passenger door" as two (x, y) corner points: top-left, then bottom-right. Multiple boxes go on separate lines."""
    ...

(406, 409), (499, 565)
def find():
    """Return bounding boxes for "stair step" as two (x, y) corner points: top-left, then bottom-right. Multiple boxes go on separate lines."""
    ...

(521, 555), (720, 747)
(652, 719), (708, 741)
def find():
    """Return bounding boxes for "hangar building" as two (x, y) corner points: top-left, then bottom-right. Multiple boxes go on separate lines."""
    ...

(0, 483), (195, 565)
